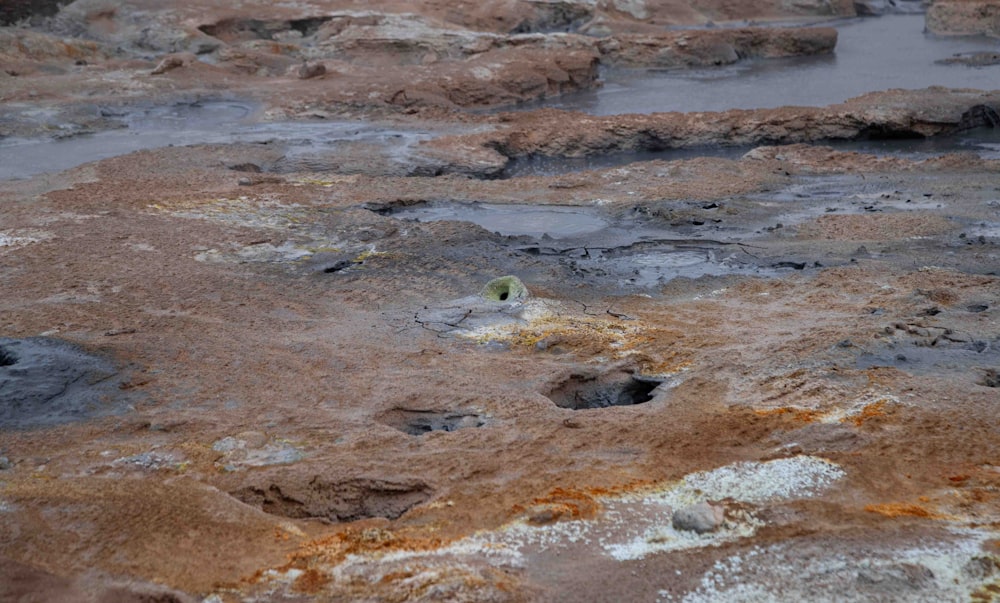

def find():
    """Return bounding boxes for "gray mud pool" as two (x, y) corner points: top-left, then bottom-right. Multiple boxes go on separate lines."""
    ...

(1, 14), (997, 181)
(533, 14), (1000, 115)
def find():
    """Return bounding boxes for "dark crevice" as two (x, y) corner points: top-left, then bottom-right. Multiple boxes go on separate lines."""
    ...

(288, 17), (334, 37)
(857, 127), (926, 141)
(0, 346), (18, 367)
(323, 260), (356, 273)
(958, 104), (1000, 131)
(199, 16), (333, 42)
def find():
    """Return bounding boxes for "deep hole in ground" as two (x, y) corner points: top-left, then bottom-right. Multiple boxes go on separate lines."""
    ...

(323, 260), (355, 273)
(380, 409), (488, 436)
(0, 346), (18, 367)
(547, 371), (661, 410)
(231, 477), (432, 522)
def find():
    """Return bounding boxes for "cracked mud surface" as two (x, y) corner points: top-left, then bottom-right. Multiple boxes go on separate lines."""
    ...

(3, 1), (1000, 602)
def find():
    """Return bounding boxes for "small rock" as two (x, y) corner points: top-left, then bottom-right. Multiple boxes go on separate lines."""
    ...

(525, 504), (569, 525)
(150, 53), (194, 75)
(0, 456), (11, 470)
(672, 501), (725, 534)
(295, 62), (326, 80)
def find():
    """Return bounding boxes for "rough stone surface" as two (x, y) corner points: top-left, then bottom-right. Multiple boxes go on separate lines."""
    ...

(434, 88), (1000, 162)
(672, 501), (727, 533)
(599, 26), (837, 68)
(926, 0), (1000, 37)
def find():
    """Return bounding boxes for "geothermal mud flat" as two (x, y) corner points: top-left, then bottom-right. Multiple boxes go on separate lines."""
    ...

(2, 1), (1000, 601)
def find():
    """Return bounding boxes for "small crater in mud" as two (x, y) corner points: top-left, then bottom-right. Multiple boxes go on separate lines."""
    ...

(232, 477), (432, 522)
(968, 303), (990, 313)
(323, 260), (356, 273)
(978, 369), (1000, 388)
(547, 371), (661, 410)
(380, 409), (489, 436)
(0, 346), (17, 367)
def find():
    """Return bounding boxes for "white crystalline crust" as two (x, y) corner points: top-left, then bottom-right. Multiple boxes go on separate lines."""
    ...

(305, 456), (848, 586)
(662, 528), (997, 603)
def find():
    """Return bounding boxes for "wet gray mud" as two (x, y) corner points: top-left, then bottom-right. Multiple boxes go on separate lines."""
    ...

(373, 169), (996, 291)
(373, 199), (792, 288)
(4, 101), (996, 182)
(390, 202), (610, 239)
(2, 16), (999, 183)
(532, 15), (1000, 115)
(547, 370), (663, 410)
(857, 337), (1000, 374)
(0, 101), (462, 180)
(0, 337), (130, 428)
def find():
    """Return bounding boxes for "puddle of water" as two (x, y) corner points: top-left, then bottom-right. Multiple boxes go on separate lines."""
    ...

(830, 126), (1000, 159)
(392, 202), (609, 238)
(529, 15), (1000, 115)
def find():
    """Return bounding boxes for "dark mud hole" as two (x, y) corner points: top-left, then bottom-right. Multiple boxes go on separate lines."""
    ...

(380, 408), (489, 436)
(548, 370), (662, 410)
(0, 337), (131, 428)
(232, 477), (432, 522)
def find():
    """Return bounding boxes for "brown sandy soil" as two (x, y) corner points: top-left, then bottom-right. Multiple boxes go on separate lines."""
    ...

(2, 1), (1000, 602)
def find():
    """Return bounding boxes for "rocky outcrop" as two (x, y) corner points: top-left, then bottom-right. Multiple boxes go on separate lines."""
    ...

(2, 2), (853, 112)
(447, 88), (1000, 158)
(49, 0), (222, 55)
(598, 26), (837, 68)
(926, 0), (1000, 36)
(0, 28), (110, 70)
